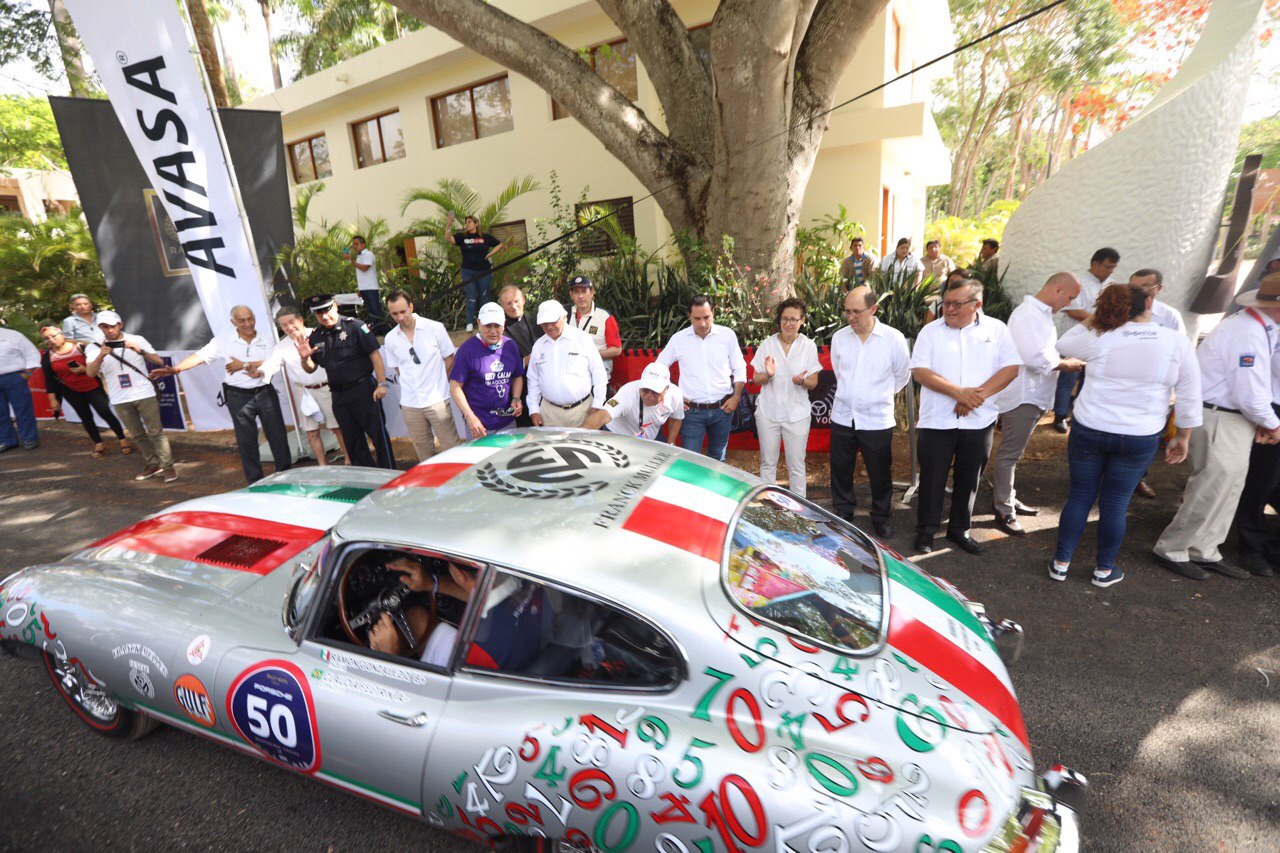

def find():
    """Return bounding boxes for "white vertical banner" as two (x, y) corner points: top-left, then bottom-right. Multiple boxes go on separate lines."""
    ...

(63, 0), (269, 339)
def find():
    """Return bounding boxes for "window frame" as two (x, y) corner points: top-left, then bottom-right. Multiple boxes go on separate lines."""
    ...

(350, 109), (405, 169)
(286, 132), (332, 184)
(429, 74), (514, 149)
(574, 197), (636, 258)
(489, 219), (529, 256)
(552, 37), (637, 121)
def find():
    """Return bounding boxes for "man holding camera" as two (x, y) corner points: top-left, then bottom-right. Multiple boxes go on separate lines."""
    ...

(85, 311), (174, 482)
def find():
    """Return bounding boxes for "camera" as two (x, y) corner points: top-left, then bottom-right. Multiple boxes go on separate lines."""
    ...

(105, 339), (126, 349)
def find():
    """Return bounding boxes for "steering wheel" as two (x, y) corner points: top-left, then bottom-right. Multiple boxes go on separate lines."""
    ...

(337, 556), (437, 653)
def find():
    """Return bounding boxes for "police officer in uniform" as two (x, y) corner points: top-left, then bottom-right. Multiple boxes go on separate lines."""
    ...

(296, 294), (396, 469)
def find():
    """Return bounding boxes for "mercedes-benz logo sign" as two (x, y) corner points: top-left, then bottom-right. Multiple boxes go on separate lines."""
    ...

(477, 438), (629, 500)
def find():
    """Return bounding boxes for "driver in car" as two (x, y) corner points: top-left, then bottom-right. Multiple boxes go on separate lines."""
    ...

(368, 556), (549, 672)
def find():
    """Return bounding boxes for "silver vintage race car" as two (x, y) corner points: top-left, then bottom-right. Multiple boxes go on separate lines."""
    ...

(1, 430), (1084, 851)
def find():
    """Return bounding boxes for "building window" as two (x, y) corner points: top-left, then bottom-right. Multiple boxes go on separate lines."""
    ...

(288, 133), (332, 184)
(351, 110), (405, 169)
(490, 220), (529, 255)
(575, 198), (635, 257)
(431, 75), (514, 149)
(553, 39), (638, 120)
(891, 9), (904, 75)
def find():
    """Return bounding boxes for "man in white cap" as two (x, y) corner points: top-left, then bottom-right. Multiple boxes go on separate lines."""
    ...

(526, 300), (607, 428)
(1153, 272), (1280, 581)
(584, 361), (684, 443)
(84, 310), (175, 482)
(449, 302), (524, 437)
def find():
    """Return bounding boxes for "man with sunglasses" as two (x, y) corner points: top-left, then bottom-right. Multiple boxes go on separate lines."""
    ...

(910, 279), (1022, 555)
(382, 290), (459, 462)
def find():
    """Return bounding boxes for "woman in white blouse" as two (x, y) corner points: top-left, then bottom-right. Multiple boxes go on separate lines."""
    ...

(1052, 283), (1202, 588)
(751, 299), (822, 497)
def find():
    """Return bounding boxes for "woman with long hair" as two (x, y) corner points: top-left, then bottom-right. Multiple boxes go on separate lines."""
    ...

(39, 324), (131, 458)
(1050, 283), (1201, 587)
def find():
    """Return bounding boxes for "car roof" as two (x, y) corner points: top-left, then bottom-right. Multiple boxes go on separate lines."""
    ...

(334, 429), (759, 601)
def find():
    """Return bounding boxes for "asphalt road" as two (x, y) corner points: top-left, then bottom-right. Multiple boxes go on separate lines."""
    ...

(1, 421), (1277, 851)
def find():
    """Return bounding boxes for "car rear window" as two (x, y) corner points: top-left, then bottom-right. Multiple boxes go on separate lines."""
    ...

(725, 489), (885, 652)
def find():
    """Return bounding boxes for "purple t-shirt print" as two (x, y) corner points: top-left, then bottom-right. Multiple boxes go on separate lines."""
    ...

(450, 336), (524, 431)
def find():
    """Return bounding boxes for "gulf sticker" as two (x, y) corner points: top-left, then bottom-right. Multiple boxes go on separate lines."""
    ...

(226, 660), (321, 773)
(174, 674), (216, 728)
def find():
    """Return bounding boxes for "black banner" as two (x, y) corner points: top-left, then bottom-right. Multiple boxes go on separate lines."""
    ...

(49, 97), (293, 350)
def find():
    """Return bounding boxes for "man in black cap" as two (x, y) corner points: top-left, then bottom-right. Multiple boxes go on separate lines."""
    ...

(296, 294), (396, 469)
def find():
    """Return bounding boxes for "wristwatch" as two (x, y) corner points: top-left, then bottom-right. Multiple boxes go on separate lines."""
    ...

(377, 381), (388, 388)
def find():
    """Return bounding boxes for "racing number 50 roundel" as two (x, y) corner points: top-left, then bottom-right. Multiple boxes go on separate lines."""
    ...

(227, 660), (321, 773)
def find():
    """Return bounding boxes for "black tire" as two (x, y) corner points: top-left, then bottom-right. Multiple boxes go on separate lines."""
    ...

(43, 650), (157, 740)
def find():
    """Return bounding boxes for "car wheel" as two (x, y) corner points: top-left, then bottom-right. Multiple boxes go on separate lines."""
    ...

(43, 650), (157, 740)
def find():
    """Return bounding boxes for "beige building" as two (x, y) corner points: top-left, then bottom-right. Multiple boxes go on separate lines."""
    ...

(0, 167), (79, 221)
(247, 0), (952, 263)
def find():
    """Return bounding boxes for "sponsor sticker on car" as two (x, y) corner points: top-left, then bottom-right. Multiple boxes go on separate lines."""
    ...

(174, 673), (216, 727)
(227, 660), (321, 773)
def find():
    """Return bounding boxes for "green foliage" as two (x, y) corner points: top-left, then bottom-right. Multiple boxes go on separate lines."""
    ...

(967, 259), (1015, 324)
(0, 96), (67, 168)
(925, 200), (1019, 270)
(0, 2), (56, 77)
(1236, 117), (1280, 173)
(0, 210), (110, 338)
(277, 0), (423, 79)
(869, 267), (937, 344)
(796, 204), (865, 291)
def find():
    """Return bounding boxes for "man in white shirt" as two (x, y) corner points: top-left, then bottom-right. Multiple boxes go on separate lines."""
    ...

(262, 306), (348, 466)
(154, 305), (291, 484)
(85, 310), (174, 482)
(657, 295), (747, 462)
(1154, 274), (1280, 581)
(829, 287), (910, 537)
(1052, 247), (1120, 432)
(878, 237), (922, 287)
(526, 301), (607, 428)
(382, 290), (459, 462)
(991, 273), (1085, 536)
(60, 293), (103, 345)
(349, 235), (384, 328)
(0, 325), (41, 451)
(584, 361), (684, 444)
(910, 280), (1022, 554)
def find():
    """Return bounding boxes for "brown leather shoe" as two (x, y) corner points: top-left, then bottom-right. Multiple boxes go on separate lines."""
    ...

(1134, 479), (1156, 499)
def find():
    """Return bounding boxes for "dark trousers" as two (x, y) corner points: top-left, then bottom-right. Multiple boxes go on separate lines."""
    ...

(916, 426), (994, 538)
(1236, 405), (1280, 558)
(829, 423), (894, 525)
(1053, 367), (1084, 419)
(226, 384), (292, 484)
(62, 385), (125, 444)
(0, 370), (37, 448)
(333, 378), (396, 469)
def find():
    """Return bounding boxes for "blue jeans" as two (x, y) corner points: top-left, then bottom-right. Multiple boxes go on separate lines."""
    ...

(1054, 421), (1159, 570)
(359, 289), (385, 324)
(0, 371), (37, 448)
(463, 270), (492, 325)
(680, 406), (732, 462)
(1053, 368), (1082, 418)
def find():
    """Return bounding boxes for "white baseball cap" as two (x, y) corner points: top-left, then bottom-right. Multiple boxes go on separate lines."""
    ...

(638, 362), (670, 392)
(536, 300), (567, 324)
(96, 310), (122, 326)
(477, 302), (505, 326)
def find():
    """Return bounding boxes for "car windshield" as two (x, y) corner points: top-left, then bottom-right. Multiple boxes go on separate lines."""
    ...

(725, 489), (885, 652)
(286, 538), (330, 631)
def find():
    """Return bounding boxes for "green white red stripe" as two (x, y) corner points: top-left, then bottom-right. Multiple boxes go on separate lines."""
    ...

(381, 433), (527, 489)
(621, 458), (753, 562)
(884, 555), (1029, 749)
(180, 491), (351, 532)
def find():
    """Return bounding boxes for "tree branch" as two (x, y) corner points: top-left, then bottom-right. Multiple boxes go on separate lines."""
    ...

(790, 0), (883, 158)
(595, 0), (714, 163)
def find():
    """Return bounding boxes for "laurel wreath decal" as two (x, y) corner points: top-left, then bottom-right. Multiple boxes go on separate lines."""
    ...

(474, 437), (631, 500)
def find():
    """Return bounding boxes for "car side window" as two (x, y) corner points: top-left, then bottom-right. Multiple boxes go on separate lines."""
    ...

(461, 570), (682, 690)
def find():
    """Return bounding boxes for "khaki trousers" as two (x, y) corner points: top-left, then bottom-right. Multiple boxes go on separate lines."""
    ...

(991, 403), (1044, 517)
(113, 395), (173, 469)
(1154, 408), (1254, 562)
(401, 400), (460, 462)
(538, 398), (593, 428)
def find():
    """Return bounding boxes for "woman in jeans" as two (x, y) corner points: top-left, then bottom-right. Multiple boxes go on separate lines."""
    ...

(1052, 283), (1201, 587)
(750, 298), (821, 497)
(39, 324), (131, 458)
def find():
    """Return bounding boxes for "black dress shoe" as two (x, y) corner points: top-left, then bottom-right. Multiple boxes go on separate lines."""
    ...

(1192, 558), (1250, 580)
(994, 514), (1025, 537)
(1151, 552), (1210, 580)
(1012, 499), (1040, 517)
(913, 533), (934, 554)
(873, 521), (894, 539)
(1240, 552), (1276, 577)
(1052, 417), (1069, 434)
(945, 531), (986, 555)
(1134, 479), (1156, 499)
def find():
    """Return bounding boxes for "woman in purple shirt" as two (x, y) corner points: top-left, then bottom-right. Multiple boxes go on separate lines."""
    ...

(449, 302), (525, 437)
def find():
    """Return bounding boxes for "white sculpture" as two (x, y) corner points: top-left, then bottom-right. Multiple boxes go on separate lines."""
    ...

(999, 0), (1265, 321)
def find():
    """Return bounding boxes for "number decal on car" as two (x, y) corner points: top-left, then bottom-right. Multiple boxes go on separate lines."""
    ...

(226, 659), (320, 772)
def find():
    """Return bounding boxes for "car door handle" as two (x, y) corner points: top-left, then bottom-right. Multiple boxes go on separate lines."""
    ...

(378, 709), (429, 727)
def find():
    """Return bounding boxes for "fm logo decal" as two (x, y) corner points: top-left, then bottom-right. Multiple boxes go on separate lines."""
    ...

(174, 673), (216, 727)
(227, 660), (321, 773)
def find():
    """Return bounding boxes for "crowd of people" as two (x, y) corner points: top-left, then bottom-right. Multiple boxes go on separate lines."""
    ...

(6, 230), (1280, 588)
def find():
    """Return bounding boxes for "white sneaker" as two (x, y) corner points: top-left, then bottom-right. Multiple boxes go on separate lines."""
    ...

(465, 323), (474, 332)
(1048, 561), (1068, 582)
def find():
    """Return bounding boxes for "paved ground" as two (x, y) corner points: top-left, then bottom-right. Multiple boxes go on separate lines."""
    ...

(1, 421), (1278, 851)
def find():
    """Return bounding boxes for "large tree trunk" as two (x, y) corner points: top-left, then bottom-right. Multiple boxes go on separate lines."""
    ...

(48, 0), (90, 98)
(260, 0), (283, 90)
(185, 0), (230, 108)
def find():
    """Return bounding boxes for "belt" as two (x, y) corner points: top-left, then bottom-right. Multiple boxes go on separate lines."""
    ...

(304, 382), (328, 390)
(1204, 403), (1241, 414)
(687, 396), (730, 410)
(223, 383), (271, 395)
(544, 393), (591, 409)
